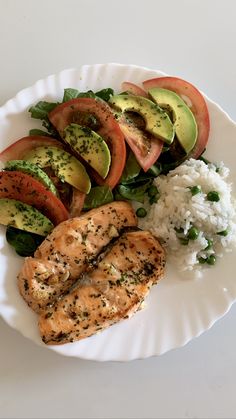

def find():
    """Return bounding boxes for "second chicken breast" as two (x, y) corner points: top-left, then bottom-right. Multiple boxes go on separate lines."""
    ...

(39, 230), (165, 345)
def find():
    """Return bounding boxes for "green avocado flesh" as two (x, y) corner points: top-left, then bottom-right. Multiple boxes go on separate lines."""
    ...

(0, 198), (53, 236)
(64, 124), (111, 179)
(23, 146), (91, 194)
(109, 94), (174, 145)
(148, 88), (198, 154)
(4, 160), (58, 196)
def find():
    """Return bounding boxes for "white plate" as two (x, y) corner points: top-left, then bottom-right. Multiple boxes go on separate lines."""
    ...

(0, 63), (236, 361)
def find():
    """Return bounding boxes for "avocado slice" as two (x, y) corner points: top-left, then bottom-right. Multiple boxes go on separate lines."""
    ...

(148, 88), (198, 154)
(0, 198), (53, 236)
(4, 160), (58, 196)
(23, 146), (91, 194)
(109, 94), (174, 145)
(64, 124), (111, 179)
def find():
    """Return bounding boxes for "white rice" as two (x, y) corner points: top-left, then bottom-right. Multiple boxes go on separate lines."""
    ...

(137, 158), (236, 277)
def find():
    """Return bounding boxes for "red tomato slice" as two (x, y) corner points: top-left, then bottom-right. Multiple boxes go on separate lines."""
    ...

(0, 171), (68, 225)
(118, 114), (163, 172)
(49, 98), (126, 188)
(143, 77), (210, 158)
(121, 82), (148, 98)
(0, 136), (63, 163)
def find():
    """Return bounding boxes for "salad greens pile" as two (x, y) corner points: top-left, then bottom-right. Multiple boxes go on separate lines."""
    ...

(3, 85), (209, 258)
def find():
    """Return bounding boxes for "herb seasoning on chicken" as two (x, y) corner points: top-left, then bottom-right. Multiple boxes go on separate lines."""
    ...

(39, 230), (165, 345)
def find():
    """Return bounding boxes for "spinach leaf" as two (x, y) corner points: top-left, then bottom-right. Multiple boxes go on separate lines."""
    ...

(29, 100), (60, 138)
(95, 88), (114, 102)
(120, 152), (141, 184)
(83, 186), (113, 210)
(126, 173), (155, 185)
(29, 101), (58, 120)
(63, 88), (80, 102)
(29, 129), (51, 137)
(117, 181), (152, 203)
(77, 90), (96, 99)
(113, 189), (125, 201)
(6, 226), (44, 257)
(161, 158), (185, 174)
(120, 156), (162, 187)
(147, 162), (162, 177)
(62, 88), (114, 102)
(128, 166), (161, 185)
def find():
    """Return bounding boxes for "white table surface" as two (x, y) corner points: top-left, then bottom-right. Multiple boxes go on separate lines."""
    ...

(0, 0), (236, 418)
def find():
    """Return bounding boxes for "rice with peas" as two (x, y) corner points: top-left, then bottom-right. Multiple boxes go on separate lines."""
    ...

(137, 158), (236, 277)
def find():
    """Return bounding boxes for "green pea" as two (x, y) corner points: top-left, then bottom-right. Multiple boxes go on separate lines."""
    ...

(206, 255), (216, 265)
(204, 238), (213, 250)
(198, 256), (207, 264)
(217, 229), (228, 236)
(136, 207), (147, 218)
(178, 237), (189, 245)
(207, 191), (220, 202)
(147, 185), (159, 198)
(187, 226), (199, 240)
(190, 185), (202, 196)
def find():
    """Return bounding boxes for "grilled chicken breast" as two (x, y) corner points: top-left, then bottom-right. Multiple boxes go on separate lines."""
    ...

(18, 202), (137, 313)
(39, 230), (165, 345)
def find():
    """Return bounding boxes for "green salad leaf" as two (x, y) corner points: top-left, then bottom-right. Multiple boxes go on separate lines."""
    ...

(77, 90), (96, 99)
(29, 129), (52, 137)
(29, 101), (58, 120)
(83, 186), (114, 210)
(6, 226), (44, 257)
(29, 101), (60, 138)
(62, 87), (114, 103)
(95, 88), (114, 102)
(63, 88), (80, 102)
(120, 152), (141, 184)
(117, 181), (152, 203)
(116, 154), (161, 203)
(147, 163), (162, 177)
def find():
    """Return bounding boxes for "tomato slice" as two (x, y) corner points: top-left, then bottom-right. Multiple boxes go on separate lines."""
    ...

(143, 77), (210, 158)
(121, 82), (148, 98)
(49, 98), (126, 188)
(118, 114), (163, 172)
(0, 136), (63, 163)
(0, 171), (68, 225)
